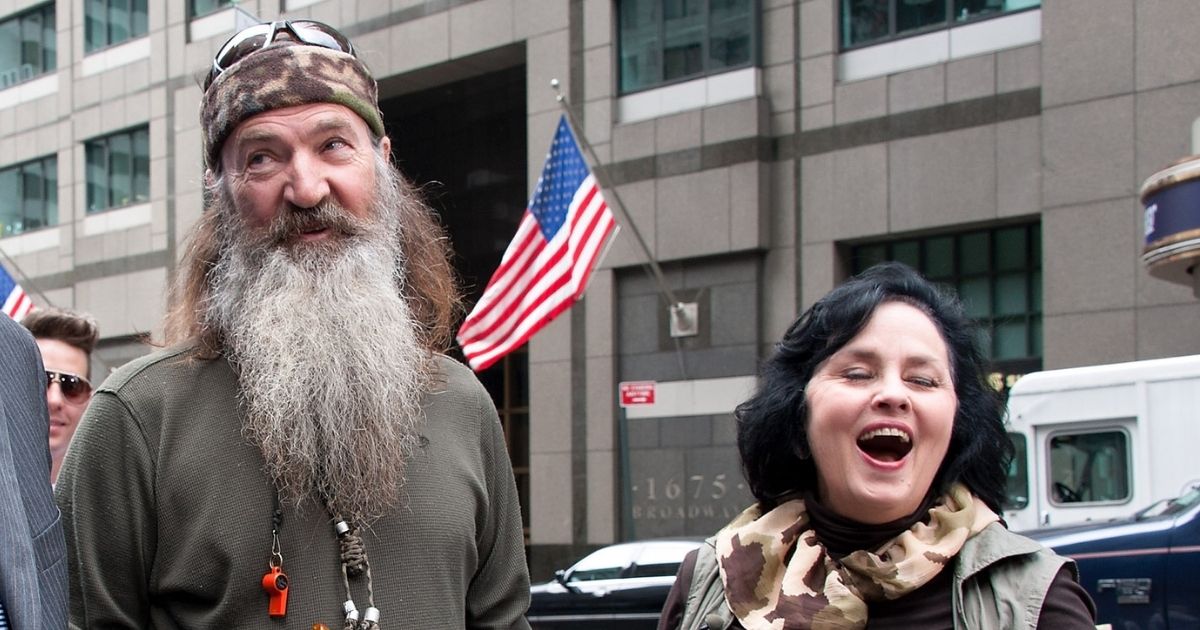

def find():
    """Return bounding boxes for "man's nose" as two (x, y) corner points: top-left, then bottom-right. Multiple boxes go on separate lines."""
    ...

(46, 382), (66, 409)
(283, 152), (331, 209)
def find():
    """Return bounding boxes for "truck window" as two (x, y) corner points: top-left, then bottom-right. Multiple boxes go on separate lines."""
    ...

(1048, 430), (1130, 505)
(1004, 432), (1029, 509)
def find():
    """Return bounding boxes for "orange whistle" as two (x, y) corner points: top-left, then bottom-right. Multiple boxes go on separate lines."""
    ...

(262, 566), (289, 617)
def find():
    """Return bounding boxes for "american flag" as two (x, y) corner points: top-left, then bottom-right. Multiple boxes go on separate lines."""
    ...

(457, 116), (618, 371)
(1, 263), (32, 320)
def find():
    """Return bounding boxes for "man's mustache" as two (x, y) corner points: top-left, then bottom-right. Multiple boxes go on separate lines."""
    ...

(261, 203), (368, 246)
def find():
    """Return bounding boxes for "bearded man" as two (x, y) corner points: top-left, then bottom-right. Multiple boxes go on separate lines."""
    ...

(55, 20), (530, 630)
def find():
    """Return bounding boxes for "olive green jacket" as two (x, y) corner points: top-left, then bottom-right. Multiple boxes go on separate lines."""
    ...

(677, 522), (1074, 630)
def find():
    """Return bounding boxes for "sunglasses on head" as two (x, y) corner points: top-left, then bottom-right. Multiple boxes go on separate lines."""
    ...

(46, 370), (93, 404)
(205, 20), (355, 91)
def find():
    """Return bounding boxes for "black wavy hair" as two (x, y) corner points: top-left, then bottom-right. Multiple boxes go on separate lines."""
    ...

(735, 261), (1012, 514)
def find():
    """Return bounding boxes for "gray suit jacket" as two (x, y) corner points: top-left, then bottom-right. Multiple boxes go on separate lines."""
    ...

(0, 314), (67, 629)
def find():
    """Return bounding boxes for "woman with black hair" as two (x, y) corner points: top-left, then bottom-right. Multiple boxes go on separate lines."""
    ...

(659, 262), (1096, 629)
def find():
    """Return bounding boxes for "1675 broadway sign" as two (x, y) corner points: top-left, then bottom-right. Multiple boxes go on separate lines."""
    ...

(626, 440), (751, 538)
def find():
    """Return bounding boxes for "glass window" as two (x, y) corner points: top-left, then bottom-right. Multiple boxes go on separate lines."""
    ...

(0, 169), (19, 235)
(959, 231), (989, 275)
(897, 0), (946, 34)
(1004, 432), (1028, 510)
(86, 0), (149, 53)
(850, 223), (1042, 364)
(924, 236), (954, 279)
(892, 240), (919, 269)
(133, 127), (150, 203)
(842, 0), (1041, 49)
(0, 4), (56, 89)
(190, 0), (233, 18)
(958, 277), (990, 319)
(85, 126), (151, 213)
(995, 225), (1027, 271)
(0, 155), (58, 237)
(618, 0), (756, 94)
(1048, 430), (1130, 505)
(993, 320), (1027, 360)
(995, 273), (1027, 316)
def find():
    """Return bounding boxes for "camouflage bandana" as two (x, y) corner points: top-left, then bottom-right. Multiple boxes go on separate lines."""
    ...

(200, 43), (385, 170)
(713, 483), (999, 630)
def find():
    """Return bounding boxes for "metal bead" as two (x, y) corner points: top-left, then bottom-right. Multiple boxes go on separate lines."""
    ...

(363, 607), (380, 623)
(334, 521), (351, 536)
(343, 600), (358, 616)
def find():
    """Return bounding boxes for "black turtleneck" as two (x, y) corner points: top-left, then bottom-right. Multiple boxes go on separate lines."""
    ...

(802, 489), (940, 559)
(805, 490), (956, 629)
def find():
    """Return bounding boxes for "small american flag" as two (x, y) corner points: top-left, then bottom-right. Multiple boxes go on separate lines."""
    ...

(457, 116), (618, 371)
(1, 263), (32, 320)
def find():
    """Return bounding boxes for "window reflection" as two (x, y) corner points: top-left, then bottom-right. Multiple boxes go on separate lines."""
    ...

(842, 0), (1041, 49)
(0, 156), (58, 237)
(0, 4), (55, 89)
(618, 0), (755, 94)
(850, 223), (1042, 363)
(86, 127), (150, 213)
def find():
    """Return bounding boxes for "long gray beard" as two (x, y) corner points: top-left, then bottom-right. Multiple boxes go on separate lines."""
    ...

(207, 163), (429, 524)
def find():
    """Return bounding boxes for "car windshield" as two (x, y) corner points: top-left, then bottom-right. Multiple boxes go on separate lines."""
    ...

(1135, 486), (1200, 519)
(562, 540), (702, 582)
(631, 541), (698, 578)
(567, 544), (638, 582)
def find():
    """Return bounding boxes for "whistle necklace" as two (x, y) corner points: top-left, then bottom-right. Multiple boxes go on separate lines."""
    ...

(262, 500), (290, 617)
(262, 493), (383, 629)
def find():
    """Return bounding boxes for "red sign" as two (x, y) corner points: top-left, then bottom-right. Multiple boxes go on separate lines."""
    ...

(619, 381), (657, 407)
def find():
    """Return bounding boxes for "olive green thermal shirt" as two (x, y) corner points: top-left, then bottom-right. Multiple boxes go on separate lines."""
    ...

(56, 346), (531, 629)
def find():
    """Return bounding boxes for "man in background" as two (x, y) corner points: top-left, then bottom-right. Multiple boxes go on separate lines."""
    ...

(22, 308), (100, 484)
(0, 314), (67, 629)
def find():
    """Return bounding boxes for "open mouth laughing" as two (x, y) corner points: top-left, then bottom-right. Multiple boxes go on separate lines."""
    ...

(856, 426), (913, 463)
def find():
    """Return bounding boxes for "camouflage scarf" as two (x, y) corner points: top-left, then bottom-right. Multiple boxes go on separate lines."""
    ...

(714, 483), (998, 629)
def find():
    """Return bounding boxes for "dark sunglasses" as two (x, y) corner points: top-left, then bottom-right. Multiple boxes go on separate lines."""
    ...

(205, 20), (355, 91)
(46, 370), (93, 404)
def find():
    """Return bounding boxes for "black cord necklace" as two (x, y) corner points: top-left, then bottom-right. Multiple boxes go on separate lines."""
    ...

(262, 494), (289, 617)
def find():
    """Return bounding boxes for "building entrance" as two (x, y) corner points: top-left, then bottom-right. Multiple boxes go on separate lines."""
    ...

(380, 62), (530, 540)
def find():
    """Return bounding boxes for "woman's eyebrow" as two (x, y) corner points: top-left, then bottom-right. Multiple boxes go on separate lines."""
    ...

(830, 347), (879, 363)
(836, 346), (945, 367)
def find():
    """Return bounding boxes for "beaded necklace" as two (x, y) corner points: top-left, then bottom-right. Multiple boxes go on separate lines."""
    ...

(331, 512), (380, 629)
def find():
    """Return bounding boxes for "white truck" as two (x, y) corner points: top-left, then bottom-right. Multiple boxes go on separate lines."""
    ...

(1002, 354), (1200, 532)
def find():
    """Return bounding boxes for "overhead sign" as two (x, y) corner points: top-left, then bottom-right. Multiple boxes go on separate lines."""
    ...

(618, 381), (656, 407)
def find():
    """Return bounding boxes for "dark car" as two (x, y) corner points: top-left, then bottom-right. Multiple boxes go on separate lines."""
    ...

(1026, 486), (1200, 629)
(527, 538), (704, 629)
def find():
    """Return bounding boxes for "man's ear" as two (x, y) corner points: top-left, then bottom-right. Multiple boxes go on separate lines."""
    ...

(379, 136), (391, 161)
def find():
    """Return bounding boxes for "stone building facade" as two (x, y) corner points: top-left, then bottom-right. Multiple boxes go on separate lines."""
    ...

(2, 0), (1198, 577)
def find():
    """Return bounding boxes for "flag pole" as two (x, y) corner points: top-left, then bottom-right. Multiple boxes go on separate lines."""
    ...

(550, 80), (696, 336)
